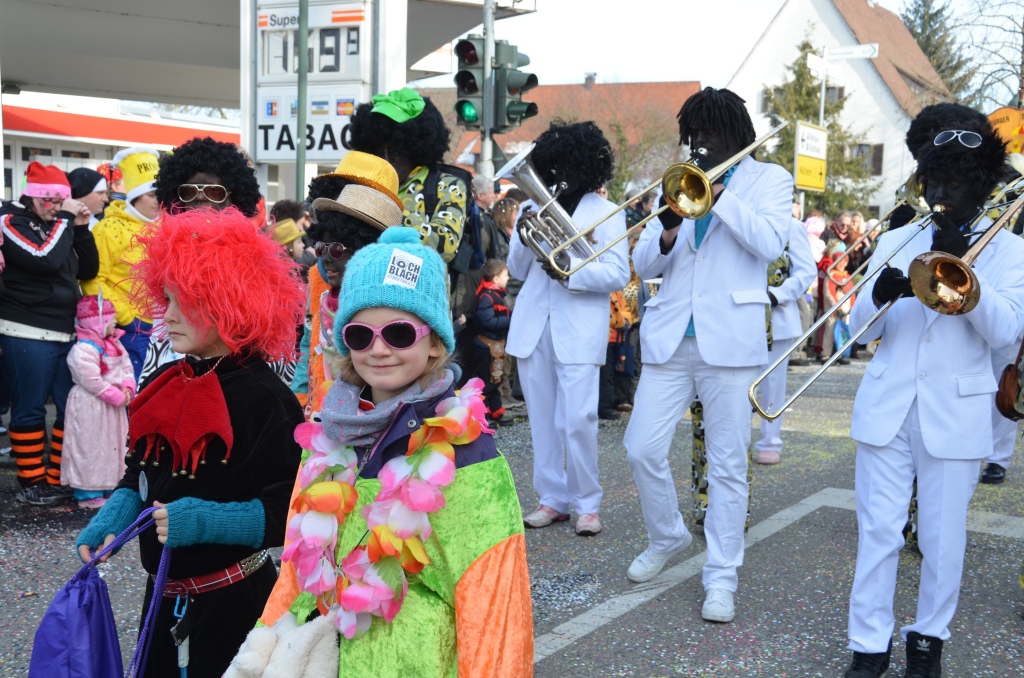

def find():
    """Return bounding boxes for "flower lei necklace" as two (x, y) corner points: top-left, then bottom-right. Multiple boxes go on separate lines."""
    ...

(282, 378), (492, 640)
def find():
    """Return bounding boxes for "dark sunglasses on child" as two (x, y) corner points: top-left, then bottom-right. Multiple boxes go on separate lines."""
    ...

(314, 241), (349, 260)
(341, 320), (432, 352)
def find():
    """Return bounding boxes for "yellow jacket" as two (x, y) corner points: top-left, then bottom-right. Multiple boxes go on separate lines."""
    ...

(81, 200), (151, 325)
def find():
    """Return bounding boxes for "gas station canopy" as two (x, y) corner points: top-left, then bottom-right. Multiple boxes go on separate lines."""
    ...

(0, 0), (534, 109)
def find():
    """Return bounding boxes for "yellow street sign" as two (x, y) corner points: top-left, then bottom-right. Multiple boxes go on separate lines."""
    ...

(794, 121), (827, 192)
(989, 107), (1024, 154)
(796, 155), (826, 192)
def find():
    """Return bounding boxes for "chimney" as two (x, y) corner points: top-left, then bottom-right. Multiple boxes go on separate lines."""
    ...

(584, 72), (597, 90)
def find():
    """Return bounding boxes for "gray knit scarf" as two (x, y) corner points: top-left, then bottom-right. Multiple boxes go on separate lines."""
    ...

(320, 369), (455, 448)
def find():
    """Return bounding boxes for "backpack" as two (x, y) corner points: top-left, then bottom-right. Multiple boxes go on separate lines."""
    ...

(423, 164), (476, 278)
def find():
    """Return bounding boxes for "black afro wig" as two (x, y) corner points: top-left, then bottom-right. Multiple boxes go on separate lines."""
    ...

(154, 137), (262, 218)
(676, 87), (755, 151)
(905, 103), (990, 160)
(306, 210), (383, 252)
(306, 174), (349, 203)
(345, 97), (450, 169)
(530, 120), (614, 195)
(915, 117), (1007, 200)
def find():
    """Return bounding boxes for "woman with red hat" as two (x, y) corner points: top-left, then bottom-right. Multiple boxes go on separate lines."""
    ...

(0, 161), (98, 506)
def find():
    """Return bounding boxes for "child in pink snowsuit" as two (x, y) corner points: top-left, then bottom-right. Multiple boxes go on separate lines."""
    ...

(61, 296), (136, 509)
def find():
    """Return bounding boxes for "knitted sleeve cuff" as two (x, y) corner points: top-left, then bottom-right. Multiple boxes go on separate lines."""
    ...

(75, 488), (143, 561)
(98, 385), (126, 407)
(164, 497), (266, 550)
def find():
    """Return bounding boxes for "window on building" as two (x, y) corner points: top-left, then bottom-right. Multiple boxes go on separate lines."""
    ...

(3, 168), (11, 201)
(848, 143), (884, 177)
(3, 144), (10, 160)
(61, 150), (90, 159)
(826, 86), (846, 103)
(22, 146), (53, 162)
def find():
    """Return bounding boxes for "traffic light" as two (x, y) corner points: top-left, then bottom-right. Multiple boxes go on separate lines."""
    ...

(493, 41), (539, 134)
(453, 35), (484, 130)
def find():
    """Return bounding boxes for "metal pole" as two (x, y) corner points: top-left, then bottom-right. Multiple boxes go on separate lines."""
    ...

(296, 0), (309, 200)
(371, 0), (380, 95)
(480, 0), (495, 180)
(818, 46), (827, 127)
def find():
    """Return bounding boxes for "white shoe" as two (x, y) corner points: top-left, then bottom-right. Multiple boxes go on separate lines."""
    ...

(626, 532), (693, 583)
(701, 588), (735, 622)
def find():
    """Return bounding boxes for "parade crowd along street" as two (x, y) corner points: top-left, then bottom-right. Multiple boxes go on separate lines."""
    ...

(5, 83), (1024, 678)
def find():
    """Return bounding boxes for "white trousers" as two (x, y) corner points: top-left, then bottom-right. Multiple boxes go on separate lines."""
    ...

(987, 343), (1019, 468)
(848, 402), (979, 653)
(755, 336), (796, 454)
(624, 337), (758, 592)
(519, 319), (602, 515)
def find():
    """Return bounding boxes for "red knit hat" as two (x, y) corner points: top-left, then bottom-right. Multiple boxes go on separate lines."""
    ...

(22, 161), (71, 200)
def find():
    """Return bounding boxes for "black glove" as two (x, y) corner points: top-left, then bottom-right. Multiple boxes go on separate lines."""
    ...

(930, 214), (970, 258)
(872, 266), (913, 306)
(767, 290), (779, 307)
(657, 194), (684, 230)
(540, 251), (570, 281)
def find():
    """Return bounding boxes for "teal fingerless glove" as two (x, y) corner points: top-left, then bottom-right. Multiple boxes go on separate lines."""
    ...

(164, 497), (266, 549)
(75, 488), (143, 562)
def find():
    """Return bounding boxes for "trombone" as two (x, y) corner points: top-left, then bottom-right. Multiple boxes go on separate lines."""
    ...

(750, 178), (1024, 421)
(544, 123), (788, 278)
(825, 175), (929, 285)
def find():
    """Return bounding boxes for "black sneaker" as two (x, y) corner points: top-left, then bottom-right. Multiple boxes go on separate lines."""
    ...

(980, 462), (1006, 484)
(42, 484), (74, 502)
(903, 632), (942, 677)
(16, 485), (60, 506)
(844, 639), (891, 677)
(598, 410), (621, 420)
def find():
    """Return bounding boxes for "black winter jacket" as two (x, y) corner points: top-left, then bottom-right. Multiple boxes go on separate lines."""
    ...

(475, 284), (511, 341)
(0, 201), (99, 335)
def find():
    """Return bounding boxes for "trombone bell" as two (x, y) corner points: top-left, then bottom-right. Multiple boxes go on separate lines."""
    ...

(908, 253), (979, 315)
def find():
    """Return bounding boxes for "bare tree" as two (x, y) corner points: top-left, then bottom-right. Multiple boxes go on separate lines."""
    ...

(960, 0), (1024, 110)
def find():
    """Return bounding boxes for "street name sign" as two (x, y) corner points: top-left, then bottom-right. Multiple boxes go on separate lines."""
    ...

(828, 43), (879, 60)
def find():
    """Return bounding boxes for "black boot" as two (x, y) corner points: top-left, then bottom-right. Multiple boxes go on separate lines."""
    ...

(980, 462), (1006, 484)
(903, 632), (942, 677)
(844, 639), (891, 677)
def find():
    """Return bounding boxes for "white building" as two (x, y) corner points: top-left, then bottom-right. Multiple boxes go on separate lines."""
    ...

(728, 0), (950, 217)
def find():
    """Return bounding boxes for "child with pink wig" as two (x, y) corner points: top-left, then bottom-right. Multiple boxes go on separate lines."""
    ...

(61, 295), (135, 509)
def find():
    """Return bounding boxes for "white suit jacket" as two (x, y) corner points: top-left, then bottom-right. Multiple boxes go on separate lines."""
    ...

(849, 218), (1024, 460)
(506, 191), (631, 365)
(632, 155), (793, 367)
(770, 219), (817, 340)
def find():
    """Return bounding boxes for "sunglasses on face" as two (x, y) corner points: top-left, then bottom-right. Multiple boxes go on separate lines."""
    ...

(314, 241), (349, 260)
(177, 184), (230, 204)
(341, 320), (432, 352)
(933, 130), (983, 149)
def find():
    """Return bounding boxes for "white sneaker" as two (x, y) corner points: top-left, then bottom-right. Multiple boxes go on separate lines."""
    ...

(626, 532), (693, 583)
(701, 588), (735, 622)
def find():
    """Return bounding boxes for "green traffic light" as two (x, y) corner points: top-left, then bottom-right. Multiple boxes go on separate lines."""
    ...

(456, 100), (480, 124)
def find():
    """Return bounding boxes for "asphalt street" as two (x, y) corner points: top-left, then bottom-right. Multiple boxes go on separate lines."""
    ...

(1, 358), (1022, 676)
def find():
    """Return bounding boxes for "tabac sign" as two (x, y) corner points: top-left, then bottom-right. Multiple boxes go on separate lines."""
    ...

(254, 1), (369, 162)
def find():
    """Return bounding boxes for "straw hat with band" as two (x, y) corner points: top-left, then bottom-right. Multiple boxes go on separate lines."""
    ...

(320, 150), (403, 210)
(312, 184), (404, 232)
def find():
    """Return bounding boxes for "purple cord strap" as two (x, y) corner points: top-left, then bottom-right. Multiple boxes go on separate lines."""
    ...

(79, 507), (171, 678)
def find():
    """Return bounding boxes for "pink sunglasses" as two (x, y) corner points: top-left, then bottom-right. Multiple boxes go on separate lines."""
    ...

(341, 319), (432, 352)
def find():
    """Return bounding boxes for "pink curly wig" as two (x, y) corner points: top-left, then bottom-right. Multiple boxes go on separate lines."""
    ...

(131, 207), (305, 361)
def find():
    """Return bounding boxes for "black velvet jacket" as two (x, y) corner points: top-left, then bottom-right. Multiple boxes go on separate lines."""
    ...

(118, 355), (304, 579)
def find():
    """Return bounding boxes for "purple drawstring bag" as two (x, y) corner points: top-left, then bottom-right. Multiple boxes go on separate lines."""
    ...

(29, 507), (170, 678)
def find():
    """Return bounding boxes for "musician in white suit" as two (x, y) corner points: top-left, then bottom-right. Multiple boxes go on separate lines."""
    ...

(623, 88), (791, 624)
(507, 121), (630, 537)
(842, 119), (1024, 678)
(753, 218), (817, 465)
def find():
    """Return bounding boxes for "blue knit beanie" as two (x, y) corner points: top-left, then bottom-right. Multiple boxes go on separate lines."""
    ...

(334, 227), (454, 356)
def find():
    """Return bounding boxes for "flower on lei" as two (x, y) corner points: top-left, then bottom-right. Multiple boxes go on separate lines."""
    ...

(338, 547), (408, 624)
(281, 511), (340, 595)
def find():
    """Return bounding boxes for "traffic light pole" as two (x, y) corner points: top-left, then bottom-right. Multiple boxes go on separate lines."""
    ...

(479, 0), (495, 180)
(296, 0), (309, 201)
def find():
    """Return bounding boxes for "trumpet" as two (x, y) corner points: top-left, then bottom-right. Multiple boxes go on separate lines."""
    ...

(826, 175), (930, 285)
(542, 123), (789, 279)
(750, 178), (1024, 421)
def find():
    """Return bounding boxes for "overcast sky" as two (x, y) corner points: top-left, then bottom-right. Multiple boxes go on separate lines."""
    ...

(412, 0), (959, 89)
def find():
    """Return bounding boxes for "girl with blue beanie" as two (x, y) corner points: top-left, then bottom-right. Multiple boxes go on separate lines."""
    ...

(228, 227), (533, 678)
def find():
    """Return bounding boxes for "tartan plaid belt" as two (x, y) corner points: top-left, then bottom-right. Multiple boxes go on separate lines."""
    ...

(160, 550), (270, 598)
